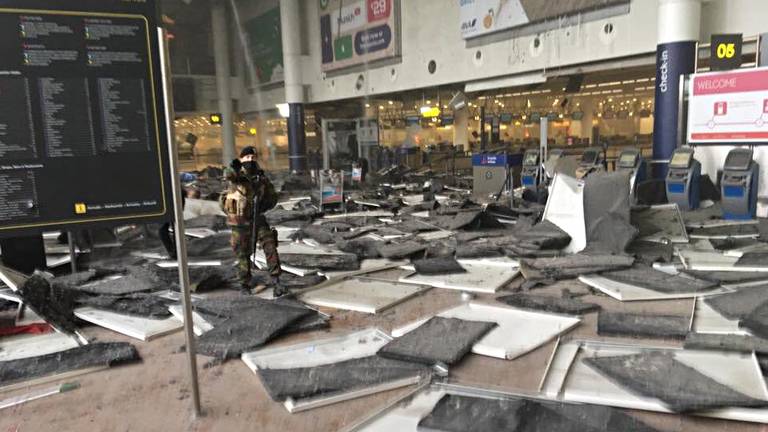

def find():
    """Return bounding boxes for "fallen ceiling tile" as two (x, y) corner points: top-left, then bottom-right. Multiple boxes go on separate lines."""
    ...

(693, 297), (751, 336)
(241, 328), (423, 414)
(737, 252), (768, 267)
(195, 303), (312, 359)
(689, 223), (760, 240)
(704, 286), (768, 320)
(348, 383), (661, 432)
(579, 274), (728, 302)
(0, 332), (81, 362)
(682, 270), (768, 286)
(167, 304), (214, 336)
(684, 333), (768, 354)
(523, 254), (634, 284)
(378, 316), (496, 366)
(496, 293), (600, 315)
(0, 266), (29, 292)
(257, 356), (430, 403)
(376, 241), (428, 259)
(679, 249), (768, 272)
(413, 257), (466, 275)
(348, 386), (445, 432)
(584, 351), (768, 412)
(631, 204), (688, 244)
(391, 302), (581, 360)
(597, 312), (690, 340)
(300, 277), (427, 314)
(76, 293), (173, 319)
(541, 340), (768, 423)
(398, 261), (519, 293)
(74, 307), (183, 342)
(583, 171), (637, 255)
(740, 301), (768, 340)
(599, 266), (718, 294)
(418, 392), (662, 432)
(417, 393), (528, 432)
(543, 173), (586, 253)
(0, 342), (139, 388)
(242, 328), (391, 372)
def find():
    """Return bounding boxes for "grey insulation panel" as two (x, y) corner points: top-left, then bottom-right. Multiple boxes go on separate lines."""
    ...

(378, 316), (496, 366)
(597, 312), (689, 340)
(584, 351), (768, 413)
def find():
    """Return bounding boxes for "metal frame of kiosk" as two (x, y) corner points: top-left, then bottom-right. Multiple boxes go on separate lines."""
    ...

(666, 147), (701, 211)
(520, 149), (540, 190)
(616, 148), (646, 203)
(721, 147), (760, 219)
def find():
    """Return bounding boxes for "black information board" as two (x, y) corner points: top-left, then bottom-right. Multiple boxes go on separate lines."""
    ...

(0, 0), (172, 236)
(710, 33), (743, 71)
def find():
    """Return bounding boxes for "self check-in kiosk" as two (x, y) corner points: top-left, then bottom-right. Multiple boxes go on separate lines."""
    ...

(575, 146), (604, 179)
(616, 148), (646, 203)
(721, 148), (760, 220)
(521, 149), (540, 190)
(666, 147), (701, 211)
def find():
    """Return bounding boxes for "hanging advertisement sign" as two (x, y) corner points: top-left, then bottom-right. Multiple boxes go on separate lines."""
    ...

(687, 67), (768, 144)
(245, 7), (284, 85)
(319, 0), (399, 72)
(459, 0), (630, 40)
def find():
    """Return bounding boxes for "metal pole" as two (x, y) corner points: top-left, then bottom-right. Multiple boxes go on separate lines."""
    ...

(67, 231), (77, 274)
(158, 27), (202, 417)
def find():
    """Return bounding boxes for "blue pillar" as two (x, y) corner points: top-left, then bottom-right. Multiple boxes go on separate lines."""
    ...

(288, 103), (307, 173)
(652, 0), (701, 178)
(652, 41), (697, 177)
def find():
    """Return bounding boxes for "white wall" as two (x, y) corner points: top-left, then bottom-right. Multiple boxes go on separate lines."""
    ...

(300, 0), (659, 103)
(701, 0), (768, 40)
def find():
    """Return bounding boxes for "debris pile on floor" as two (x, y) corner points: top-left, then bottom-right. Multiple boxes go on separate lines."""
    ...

(3, 166), (768, 428)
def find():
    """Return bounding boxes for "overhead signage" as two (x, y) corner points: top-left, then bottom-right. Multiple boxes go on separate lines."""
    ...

(420, 107), (441, 118)
(459, 0), (630, 40)
(320, 0), (399, 72)
(245, 7), (284, 85)
(499, 113), (513, 123)
(441, 115), (454, 126)
(209, 113), (222, 125)
(0, 0), (172, 235)
(710, 34), (742, 71)
(571, 111), (584, 120)
(687, 67), (768, 143)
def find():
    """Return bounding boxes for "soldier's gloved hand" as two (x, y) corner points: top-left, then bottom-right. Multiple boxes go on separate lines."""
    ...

(230, 159), (242, 172)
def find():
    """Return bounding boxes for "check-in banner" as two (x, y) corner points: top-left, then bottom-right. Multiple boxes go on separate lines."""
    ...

(319, 0), (399, 72)
(687, 67), (768, 144)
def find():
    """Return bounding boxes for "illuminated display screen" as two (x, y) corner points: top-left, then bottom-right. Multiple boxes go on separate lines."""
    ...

(523, 151), (539, 166)
(670, 151), (693, 169)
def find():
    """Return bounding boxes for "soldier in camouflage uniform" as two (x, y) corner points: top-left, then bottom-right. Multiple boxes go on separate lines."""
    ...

(220, 147), (284, 296)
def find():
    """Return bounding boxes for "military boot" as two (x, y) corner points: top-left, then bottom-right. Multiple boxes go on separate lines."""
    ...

(272, 276), (291, 298)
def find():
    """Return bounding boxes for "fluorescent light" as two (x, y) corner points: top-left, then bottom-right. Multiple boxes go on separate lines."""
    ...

(276, 103), (290, 118)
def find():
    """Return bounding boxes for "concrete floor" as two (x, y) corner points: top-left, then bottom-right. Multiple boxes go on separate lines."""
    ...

(0, 276), (766, 432)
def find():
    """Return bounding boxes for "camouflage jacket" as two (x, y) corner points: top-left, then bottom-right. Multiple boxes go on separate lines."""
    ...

(219, 167), (276, 227)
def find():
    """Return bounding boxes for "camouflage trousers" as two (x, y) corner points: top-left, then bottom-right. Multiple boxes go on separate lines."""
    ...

(230, 223), (281, 287)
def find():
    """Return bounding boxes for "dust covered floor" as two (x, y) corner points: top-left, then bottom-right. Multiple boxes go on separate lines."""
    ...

(0, 279), (765, 432)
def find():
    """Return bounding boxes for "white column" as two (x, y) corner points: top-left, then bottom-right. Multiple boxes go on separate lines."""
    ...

(212, 0), (236, 165)
(657, 0), (701, 45)
(280, 0), (303, 104)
